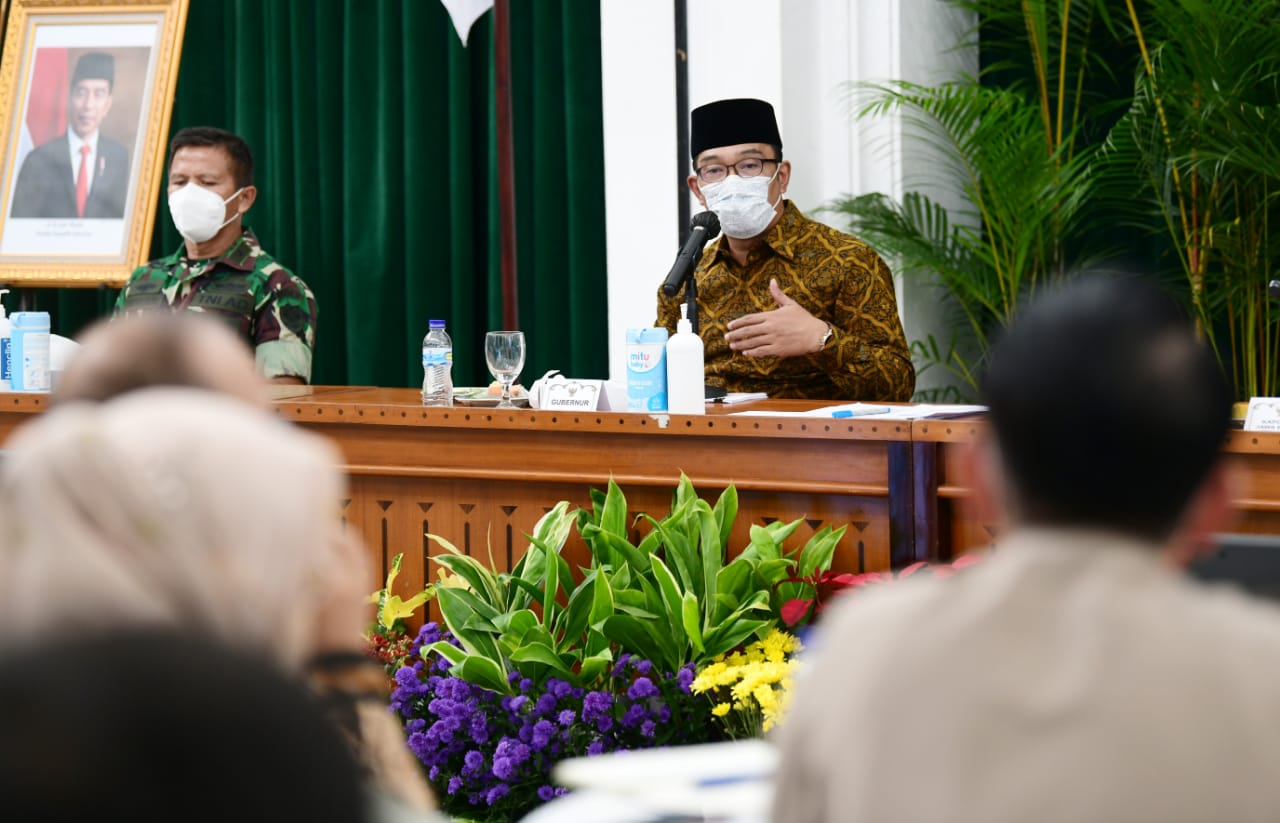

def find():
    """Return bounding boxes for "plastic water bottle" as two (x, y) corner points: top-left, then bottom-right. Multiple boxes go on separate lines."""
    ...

(422, 319), (453, 407)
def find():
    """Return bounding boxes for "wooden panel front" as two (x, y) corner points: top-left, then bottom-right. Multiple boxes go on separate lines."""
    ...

(283, 389), (908, 619)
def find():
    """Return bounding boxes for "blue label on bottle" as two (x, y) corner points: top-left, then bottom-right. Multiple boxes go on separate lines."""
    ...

(423, 349), (452, 368)
(1, 337), (9, 382)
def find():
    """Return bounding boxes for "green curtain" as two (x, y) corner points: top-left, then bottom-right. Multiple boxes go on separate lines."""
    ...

(13, 0), (608, 388)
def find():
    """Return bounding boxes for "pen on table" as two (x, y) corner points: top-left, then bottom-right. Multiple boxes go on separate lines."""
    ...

(831, 406), (890, 418)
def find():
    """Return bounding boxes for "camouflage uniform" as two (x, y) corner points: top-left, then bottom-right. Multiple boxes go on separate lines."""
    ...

(114, 228), (317, 382)
(656, 201), (915, 401)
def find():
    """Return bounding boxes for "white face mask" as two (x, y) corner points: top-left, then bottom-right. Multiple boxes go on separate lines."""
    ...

(168, 183), (244, 244)
(700, 169), (781, 238)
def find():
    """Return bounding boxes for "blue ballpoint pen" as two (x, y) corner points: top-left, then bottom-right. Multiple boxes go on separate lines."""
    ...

(831, 406), (890, 418)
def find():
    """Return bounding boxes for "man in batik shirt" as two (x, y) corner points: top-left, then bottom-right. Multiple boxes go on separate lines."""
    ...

(656, 98), (913, 401)
(116, 127), (316, 384)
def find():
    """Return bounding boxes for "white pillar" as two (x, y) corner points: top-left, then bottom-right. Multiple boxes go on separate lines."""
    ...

(599, 0), (679, 386)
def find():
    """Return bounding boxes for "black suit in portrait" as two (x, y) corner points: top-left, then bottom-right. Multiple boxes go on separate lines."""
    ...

(9, 133), (130, 219)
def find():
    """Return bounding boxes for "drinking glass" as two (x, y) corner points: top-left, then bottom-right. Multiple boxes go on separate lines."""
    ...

(484, 331), (526, 408)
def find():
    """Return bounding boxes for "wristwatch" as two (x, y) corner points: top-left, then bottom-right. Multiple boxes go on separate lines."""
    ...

(818, 324), (834, 350)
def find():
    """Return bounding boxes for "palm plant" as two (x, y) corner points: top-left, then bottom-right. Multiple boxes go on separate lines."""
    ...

(1101, 0), (1280, 399)
(832, 1), (1117, 395)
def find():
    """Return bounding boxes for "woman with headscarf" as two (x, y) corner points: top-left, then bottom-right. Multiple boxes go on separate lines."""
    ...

(0, 388), (438, 821)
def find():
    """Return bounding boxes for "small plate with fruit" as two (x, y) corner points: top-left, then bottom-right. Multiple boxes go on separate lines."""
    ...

(453, 383), (529, 407)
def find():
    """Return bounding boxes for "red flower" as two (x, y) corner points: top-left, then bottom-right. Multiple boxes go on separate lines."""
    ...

(777, 555), (983, 628)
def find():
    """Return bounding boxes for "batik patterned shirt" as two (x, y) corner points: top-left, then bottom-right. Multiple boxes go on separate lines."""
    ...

(656, 201), (914, 401)
(115, 228), (317, 382)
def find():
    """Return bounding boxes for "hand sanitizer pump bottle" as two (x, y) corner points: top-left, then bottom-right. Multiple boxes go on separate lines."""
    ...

(666, 303), (705, 415)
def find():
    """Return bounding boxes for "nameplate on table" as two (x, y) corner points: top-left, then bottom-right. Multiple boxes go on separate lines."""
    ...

(1244, 397), (1280, 432)
(543, 379), (604, 411)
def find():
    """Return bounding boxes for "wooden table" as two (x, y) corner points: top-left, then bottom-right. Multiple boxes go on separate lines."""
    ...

(4, 389), (1278, 611)
(270, 388), (917, 605)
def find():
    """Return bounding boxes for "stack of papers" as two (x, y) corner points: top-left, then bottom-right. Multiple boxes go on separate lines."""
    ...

(730, 402), (987, 419)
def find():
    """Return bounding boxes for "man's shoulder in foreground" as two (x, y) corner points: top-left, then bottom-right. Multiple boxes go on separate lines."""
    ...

(775, 532), (1280, 822)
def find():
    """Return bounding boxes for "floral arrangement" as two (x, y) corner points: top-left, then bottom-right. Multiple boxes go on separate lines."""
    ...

(370, 476), (981, 822)
(691, 628), (802, 739)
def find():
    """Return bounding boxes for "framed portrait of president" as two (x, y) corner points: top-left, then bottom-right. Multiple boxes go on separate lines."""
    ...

(0, 0), (188, 287)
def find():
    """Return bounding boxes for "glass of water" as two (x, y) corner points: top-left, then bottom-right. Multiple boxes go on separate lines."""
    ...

(484, 331), (526, 408)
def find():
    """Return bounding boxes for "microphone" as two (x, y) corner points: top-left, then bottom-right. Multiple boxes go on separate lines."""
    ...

(1270, 280), (1280, 299)
(661, 211), (721, 297)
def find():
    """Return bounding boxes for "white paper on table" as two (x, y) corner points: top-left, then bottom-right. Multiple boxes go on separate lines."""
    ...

(730, 402), (987, 419)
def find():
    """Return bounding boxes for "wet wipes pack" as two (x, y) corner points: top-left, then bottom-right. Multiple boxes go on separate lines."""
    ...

(10, 311), (50, 392)
(626, 327), (668, 412)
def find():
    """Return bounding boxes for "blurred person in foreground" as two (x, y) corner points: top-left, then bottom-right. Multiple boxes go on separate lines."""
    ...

(0, 630), (367, 822)
(0, 389), (439, 821)
(772, 275), (1280, 823)
(54, 312), (269, 407)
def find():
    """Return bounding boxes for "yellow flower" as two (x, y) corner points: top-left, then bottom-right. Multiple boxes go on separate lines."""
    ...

(693, 631), (804, 738)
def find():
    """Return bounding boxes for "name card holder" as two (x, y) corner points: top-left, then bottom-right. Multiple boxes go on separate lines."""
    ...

(543, 378), (605, 411)
(1244, 397), (1280, 432)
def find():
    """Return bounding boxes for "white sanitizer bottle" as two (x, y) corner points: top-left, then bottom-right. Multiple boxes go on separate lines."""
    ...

(666, 303), (705, 415)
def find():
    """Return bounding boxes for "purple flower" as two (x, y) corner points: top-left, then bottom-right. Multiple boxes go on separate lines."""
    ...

(463, 750), (485, 775)
(557, 709), (576, 727)
(535, 692), (558, 715)
(627, 677), (658, 700)
(492, 738), (532, 780)
(587, 740), (606, 756)
(469, 713), (491, 744)
(549, 678), (573, 699)
(581, 690), (612, 722)
(641, 720), (656, 738)
(531, 719), (556, 750)
(676, 665), (694, 693)
(537, 784), (558, 802)
(446, 776), (463, 795)
(635, 659), (652, 675)
(621, 704), (648, 729)
(485, 784), (511, 805)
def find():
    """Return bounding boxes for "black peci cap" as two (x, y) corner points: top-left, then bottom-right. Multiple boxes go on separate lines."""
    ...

(690, 98), (782, 160)
(71, 52), (114, 90)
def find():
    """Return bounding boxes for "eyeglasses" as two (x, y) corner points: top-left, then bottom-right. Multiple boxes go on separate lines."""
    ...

(694, 157), (780, 184)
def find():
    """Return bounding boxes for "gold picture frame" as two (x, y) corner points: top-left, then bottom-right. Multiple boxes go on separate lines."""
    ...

(0, 0), (187, 287)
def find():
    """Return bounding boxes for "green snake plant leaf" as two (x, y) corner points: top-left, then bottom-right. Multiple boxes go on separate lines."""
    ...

(602, 614), (678, 673)
(712, 484), (739, 553)
(681, 590), (704, 655)
(798, 524), (848, 578)
(648, 555), (688, 654)
(427, 534), (506, 607)
(434, 587), (503, 664)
